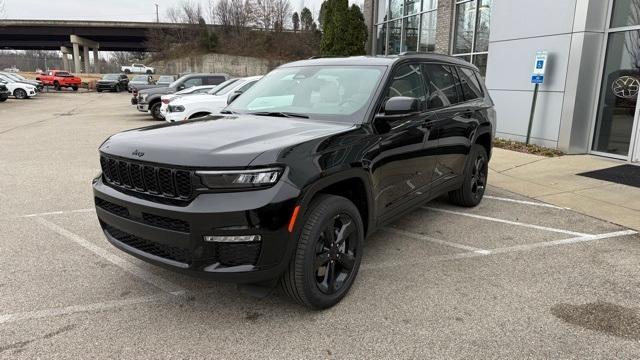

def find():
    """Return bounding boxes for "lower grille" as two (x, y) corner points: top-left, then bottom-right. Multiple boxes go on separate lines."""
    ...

(215, 242), (261, 267)
(104, 224), (192, 265)
(95, 198), (129, 218)
(142, 213), (190, 233)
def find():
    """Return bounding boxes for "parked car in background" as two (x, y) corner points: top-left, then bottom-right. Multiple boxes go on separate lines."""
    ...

(0, 83), (10, 102)
(0, 72), (43, 91)
(156, 75), (176, 86)
(136, 73), (229, 120)
(96, 74), (129, 93)
(36, 70), (81, 91)
(93, 54), (496, 309)
(159, 84), (222, 117)
(3, 66), (19, 73)
(164, 76), (262, 122)
(121, 64), (155, 74)
(0, 79), (37, 99)
(127, 75), (153, 92)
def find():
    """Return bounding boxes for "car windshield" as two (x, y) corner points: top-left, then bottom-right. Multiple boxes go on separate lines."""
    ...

(56, 72), (72, 77)
(210, 79), (240, 95)
(226, 66), (385, 123)
(3, 73), (20, 81)
(132, 75), (148, 81)
(102, 74), (120, 80)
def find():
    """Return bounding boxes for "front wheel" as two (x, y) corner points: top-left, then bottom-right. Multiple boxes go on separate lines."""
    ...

(280, 195), (364, 309)
(124, 69), (131, 74)
(54, 82), (61, 91)
(14, 89), (27, 99)
(449, 144), (489, 207)
(150, 102), (163, 120)
(72, 86), (78, 92)
(0, 97), (7, 102)
(146, 70), (153, 74)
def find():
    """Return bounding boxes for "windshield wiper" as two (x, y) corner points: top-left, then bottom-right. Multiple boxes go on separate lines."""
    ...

(249, 111), (309, 119)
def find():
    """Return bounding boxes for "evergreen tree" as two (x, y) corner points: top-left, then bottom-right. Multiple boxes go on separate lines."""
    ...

(292, 12), (300, 32)
(300, 7), (314, 31)
(320, 0), (367, 56)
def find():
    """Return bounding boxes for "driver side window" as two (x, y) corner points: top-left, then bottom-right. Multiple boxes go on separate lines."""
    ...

(384, 64), (427, 112)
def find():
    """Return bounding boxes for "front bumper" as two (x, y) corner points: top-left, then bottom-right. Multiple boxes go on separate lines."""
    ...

(93, 176), (300, 283)
(28, 89), (37, 97)
(137, 103), (149, 112)
(97, 84), (117, 91)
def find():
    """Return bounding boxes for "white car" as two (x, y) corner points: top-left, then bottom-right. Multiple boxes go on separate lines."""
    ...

(164, 76), (262, 122)
(159, 84), (223, 118)
(121, 63), (155, 74)
(0, 80), (37, 99)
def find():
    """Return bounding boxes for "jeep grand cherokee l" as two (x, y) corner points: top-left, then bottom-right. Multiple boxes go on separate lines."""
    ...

(94, 54), (496, 309)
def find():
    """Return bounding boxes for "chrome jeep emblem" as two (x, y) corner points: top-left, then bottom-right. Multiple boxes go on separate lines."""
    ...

(132, 149), (145, 157)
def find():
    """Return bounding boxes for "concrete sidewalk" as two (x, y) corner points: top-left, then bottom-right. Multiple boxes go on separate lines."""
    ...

(489, 148), (640, 231)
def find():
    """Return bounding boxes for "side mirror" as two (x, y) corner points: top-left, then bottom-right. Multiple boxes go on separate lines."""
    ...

(227, 90), (243, 105)
(382, 96), (419, 116)
(177, 84), (185, 90)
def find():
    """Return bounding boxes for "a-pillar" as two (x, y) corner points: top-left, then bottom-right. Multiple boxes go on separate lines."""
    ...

(93, 48), (101, 74)
(83, 46), (90, 74)
(72, 43), (82, 74)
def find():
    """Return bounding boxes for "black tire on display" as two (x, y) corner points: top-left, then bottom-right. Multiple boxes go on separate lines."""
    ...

(14, 89), (27, 99)
(150, 102), (163, 120)
(448, 144), (489, 207)
(281, 194), (364, 309)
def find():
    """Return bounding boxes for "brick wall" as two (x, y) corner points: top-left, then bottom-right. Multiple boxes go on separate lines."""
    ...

(435, 0), (454, 54)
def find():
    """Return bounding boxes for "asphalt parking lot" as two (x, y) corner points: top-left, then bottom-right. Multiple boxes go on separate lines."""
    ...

(1, 92), (640, 359)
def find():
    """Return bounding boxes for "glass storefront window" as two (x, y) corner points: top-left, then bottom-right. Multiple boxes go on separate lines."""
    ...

(611, 0), (640, 28)
(404, 0), (420, 16)
(419, 11), (437, 52)
(376, 24), (388, 55)
(390, 0), (403, 20)
(474, 0), (492, 52)
(472, 53), (488, 77)
(592, 31), (640, 156)
(388, 20), (402, 55)
(453, 0), (476, 55)
(377, 0), (390, 23)
(402, 16), (419, 52)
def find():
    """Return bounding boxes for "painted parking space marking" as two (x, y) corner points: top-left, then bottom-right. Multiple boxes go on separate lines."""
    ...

(423, 207), (590, 237)
(21, 208), (95, 218)
(383, 227), (490, 254)
(35, 217), (186, 294)
(483, 195), (569, 210)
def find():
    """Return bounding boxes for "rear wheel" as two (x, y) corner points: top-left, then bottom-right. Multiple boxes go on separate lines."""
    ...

(146, 70), (153, 74)
(14, 88), (27, 99)
(449, 144), (489, 207)
(150, 102), (163, 120)
(54, 82), (61, 91)
(72, 86), (78, 92)
(280, 195), (364, 309)
(114, 85), (121, 93)
(125, 69), (131, 74)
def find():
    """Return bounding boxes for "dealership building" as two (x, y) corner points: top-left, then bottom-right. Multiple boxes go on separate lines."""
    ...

(363, 0), (640, 163)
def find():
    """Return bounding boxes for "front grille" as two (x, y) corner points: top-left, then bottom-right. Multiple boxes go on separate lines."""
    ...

(100, 155), (194, 203)
(142, 213), (190, 233)
(104, 224), (192, 264)
(95, 198), (129, 218)
(215, 242), (261, 267)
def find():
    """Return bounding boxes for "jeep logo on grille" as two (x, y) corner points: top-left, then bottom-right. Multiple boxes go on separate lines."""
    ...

(132, 149), (145, 157)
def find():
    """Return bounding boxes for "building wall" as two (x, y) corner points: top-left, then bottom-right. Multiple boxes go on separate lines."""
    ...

(434, 0), (453, 54)
(150, 53), (284, 77)
(485, 0), (608, 152)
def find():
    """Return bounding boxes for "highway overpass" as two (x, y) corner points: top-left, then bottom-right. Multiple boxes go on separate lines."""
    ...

(0, 20), (188, 73)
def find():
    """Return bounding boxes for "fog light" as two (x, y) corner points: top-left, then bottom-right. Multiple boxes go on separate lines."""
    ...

(203, 235), (261, 243)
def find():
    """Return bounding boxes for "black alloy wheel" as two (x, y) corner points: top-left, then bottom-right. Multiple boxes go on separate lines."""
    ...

(449, 144), (488, 207)
(150, 102), (163, 120)
(281, 194), (364, 309)
(314, 213), (358, 295)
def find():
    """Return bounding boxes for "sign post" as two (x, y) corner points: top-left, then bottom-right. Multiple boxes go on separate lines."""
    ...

(526, 51), (548, 145)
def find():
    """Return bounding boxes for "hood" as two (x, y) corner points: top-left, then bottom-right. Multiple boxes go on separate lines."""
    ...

(97, 80), (117, 84)
(140, 86), (173, 95)
(100, 115), (354, 167)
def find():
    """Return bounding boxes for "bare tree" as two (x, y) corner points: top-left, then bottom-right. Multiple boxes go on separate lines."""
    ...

(255, 0), (276, 30)
(273, 0), (291, 31)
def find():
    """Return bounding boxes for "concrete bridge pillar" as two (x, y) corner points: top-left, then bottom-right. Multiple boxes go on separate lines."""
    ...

(93, 48), (100, 74)
(72, 43), (81, 74)
(70, 35), (100, 74)
(83, 46), (90, 73)
(60, 46), (71, 71)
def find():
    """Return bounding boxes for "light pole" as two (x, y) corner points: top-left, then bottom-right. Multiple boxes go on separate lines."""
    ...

(155, 3), (159, 23)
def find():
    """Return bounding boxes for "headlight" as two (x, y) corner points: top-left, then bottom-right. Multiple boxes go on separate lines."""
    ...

(168, 105), (185, 113)
(141, 94), (148, 102)
(196, 167), (283, 190)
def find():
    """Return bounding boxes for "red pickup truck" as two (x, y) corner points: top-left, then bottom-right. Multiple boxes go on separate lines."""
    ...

(36, 70), (82, 91)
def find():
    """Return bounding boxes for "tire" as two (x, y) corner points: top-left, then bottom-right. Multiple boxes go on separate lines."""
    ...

(146, 70), (153, 74)
(189, 112), (210, 120)
(448, 144), (489, 207)
(125, 69), (131, 74)
(54, 82), (61, 91)
(72, 86), (78, 92)
(0, 97), (7, 102)
(280, 194), (364, 309)
(14, 88), (27, 99)
(114, 85), (121, 93)
(96, 89), (102, 93)
(150, 102), (163, 120)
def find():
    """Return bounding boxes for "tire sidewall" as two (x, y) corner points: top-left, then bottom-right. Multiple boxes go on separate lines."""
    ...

(462, 145), (489, 205)
(151, 102), (163, 120)
(298, 196), (364, 308)
(14, 89), (26, 99)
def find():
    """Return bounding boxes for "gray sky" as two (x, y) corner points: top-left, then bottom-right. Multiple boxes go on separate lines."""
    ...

(3, 0), (323, 22)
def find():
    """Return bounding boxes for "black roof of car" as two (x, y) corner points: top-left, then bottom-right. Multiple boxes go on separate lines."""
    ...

(281, 53), (478, 71)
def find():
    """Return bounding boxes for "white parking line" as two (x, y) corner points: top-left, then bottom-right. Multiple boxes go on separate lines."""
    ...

(383, 227), (491, 254)
(484, 195), (569, 210)
(423, 207), (590, 237)
(35, 217), (186, 294)
(22, 208), (95, 218)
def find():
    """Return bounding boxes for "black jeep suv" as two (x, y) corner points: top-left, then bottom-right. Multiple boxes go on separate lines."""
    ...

(94, 54), (496, 309)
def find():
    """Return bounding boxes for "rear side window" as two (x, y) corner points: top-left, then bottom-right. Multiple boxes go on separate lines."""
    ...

(205, 76), (226, 85)
(385, 64), (427, 111)
(457, 67), (484, 101)
(423, 64), (460, 109)
(183, 78), (203, 88)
